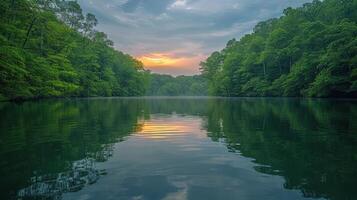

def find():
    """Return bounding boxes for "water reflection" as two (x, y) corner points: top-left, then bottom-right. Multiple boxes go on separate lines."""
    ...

(17, 157), (105, 199)
(204, 98), (357, 199)
(0, 99), (140, 199)
(136, 115), (205, 140)
(0, 98), (356, 200)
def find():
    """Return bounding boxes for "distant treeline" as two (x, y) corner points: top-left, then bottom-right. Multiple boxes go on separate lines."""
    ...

(201, 0), (357, 97)
(0, 0), (149, 101)
(146, 74), (208, 96)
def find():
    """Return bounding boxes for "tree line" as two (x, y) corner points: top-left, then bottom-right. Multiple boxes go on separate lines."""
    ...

(146, 74), (208, 96)
(0, 0), (150, 101)
(201, 0), (357, 97)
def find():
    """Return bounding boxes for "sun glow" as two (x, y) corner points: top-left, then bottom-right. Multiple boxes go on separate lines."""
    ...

(138, 53), (182, 67)
(136, 52), (206, 75)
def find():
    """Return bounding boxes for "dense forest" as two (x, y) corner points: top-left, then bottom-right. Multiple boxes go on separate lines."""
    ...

(0, 0), (149, 101)
(201, 0), (357, 97)
(146, 74), (207, 96)
(2, 0), (356, 100)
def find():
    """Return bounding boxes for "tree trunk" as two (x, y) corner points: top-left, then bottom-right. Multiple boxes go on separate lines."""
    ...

(6, 0), (17, 41)
(11, 0), (16, 19)
(22, 16), (37, 49)
(40, 27), (44, 55)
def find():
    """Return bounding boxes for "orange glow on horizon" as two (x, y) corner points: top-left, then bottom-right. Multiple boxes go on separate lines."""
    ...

(137, 53), (183, 68)
(136, 52), (206, 75)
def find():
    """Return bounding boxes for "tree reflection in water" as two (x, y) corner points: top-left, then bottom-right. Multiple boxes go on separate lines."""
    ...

(0, 98), (356, 200)
(17, 158), (99, 199)
(17, 144), (113, 200)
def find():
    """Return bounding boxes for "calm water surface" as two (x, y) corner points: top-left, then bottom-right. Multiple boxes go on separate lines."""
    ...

(0, 97), (356, 200)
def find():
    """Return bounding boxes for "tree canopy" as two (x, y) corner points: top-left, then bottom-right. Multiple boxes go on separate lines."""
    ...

(201, 0), (357, 97)
(0, 0), (149, 101)
(2, 0), (356, 99)
(146, 74), (208, 96)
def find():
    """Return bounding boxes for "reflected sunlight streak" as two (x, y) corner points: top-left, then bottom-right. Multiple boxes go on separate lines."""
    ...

(135, 116), (205, 140)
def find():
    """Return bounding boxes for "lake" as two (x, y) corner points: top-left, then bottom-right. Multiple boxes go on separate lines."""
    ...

(0, 97), (356, 200)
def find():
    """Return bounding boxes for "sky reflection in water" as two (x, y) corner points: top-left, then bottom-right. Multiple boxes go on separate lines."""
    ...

(0, 98), (356, 200)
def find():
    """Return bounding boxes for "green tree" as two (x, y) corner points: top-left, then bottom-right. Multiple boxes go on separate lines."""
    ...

(202, 0), (357, 98)
(0, 0), (149, 100)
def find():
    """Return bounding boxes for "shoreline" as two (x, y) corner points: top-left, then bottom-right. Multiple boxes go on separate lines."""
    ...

(2, 95), (357, 103)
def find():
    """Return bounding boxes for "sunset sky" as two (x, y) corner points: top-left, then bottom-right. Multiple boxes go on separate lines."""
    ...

(78, 0), (311, 75)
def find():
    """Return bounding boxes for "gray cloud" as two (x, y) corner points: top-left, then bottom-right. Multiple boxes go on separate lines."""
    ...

(121, 0), (175, 14)
(78, 0), (311, 75)
(120, 0), (142, 13)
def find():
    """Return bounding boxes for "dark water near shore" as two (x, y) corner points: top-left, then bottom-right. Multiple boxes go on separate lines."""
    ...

(0, 97), (356, 200)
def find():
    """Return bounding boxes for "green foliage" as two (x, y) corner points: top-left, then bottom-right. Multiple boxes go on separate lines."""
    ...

(201, 0), (357, 97)
(147, 74), (208, 96)
(0, 0), (148, 100)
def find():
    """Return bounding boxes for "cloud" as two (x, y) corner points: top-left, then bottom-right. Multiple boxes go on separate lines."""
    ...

(77, 0), (312, 75)
(120, 0), (141, 13)
(120, 0), (176, 14)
